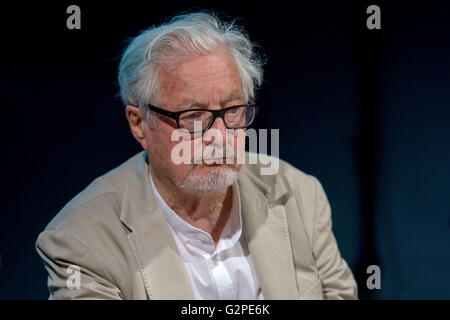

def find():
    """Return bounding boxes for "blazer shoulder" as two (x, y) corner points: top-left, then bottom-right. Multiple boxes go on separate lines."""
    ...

(243, 152), (319, 194)
(242, 153), (324, 236)
(42, 152), (144, 235)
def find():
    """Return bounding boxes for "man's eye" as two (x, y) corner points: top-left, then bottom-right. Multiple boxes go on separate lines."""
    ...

(183, 113), (200, 120)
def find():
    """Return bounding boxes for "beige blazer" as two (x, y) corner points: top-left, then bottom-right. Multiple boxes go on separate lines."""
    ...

(35, 151), (358, 300)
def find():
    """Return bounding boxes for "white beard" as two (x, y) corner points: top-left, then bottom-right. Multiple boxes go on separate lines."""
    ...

(172, 165), (239, 193)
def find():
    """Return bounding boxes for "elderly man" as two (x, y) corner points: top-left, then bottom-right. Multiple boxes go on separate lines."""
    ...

(36, 11), (357, 300)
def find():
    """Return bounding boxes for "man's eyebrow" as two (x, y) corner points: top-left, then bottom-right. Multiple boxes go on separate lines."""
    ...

(175, 91), (243, 111)
(221, 91), (243, 104)
(175, 98), (207, 111)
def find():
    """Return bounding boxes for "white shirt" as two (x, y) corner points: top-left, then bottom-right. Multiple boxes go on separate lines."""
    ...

(149, 172), (264, 300)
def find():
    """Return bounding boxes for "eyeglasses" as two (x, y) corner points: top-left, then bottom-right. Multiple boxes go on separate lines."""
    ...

(145, 103), (259, 133)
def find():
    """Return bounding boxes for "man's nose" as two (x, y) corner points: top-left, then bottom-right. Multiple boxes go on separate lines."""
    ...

(206, 116), (227, 145)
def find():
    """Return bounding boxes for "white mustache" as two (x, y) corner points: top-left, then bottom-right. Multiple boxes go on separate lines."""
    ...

(192, 143), (236, 164)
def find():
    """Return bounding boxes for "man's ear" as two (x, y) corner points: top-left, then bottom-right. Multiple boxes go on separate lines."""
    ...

(125, 105), (149, 150)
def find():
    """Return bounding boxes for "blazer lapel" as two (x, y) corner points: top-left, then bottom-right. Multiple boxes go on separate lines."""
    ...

(238, 166), (299, 299)
(119, 151), (301, 299)
(120, 151), (194, 299)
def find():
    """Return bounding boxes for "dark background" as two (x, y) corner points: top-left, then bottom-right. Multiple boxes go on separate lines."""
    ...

(1, 0), (449, 299)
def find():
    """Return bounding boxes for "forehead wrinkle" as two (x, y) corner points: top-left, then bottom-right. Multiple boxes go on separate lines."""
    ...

(157, 49), (242, 111)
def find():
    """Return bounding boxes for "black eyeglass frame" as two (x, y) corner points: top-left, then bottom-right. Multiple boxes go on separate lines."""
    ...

(145, 103), (259, 133)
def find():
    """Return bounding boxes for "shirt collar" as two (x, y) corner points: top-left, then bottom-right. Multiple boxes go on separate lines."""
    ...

(148, 170), (243, 252)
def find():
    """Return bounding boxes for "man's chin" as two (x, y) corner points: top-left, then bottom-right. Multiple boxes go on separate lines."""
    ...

(176, 165), (239, 193)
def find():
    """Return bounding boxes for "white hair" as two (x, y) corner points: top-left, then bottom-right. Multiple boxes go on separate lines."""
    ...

(117, 11), (265, 121)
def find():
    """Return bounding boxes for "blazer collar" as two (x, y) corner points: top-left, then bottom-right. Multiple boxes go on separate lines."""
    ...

(119, 151), (298, 299)
(120, 151), (194, 299)
(238, 165), (299, 299)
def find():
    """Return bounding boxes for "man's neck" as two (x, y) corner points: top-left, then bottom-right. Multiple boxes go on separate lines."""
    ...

(150, 168), (233, 246)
